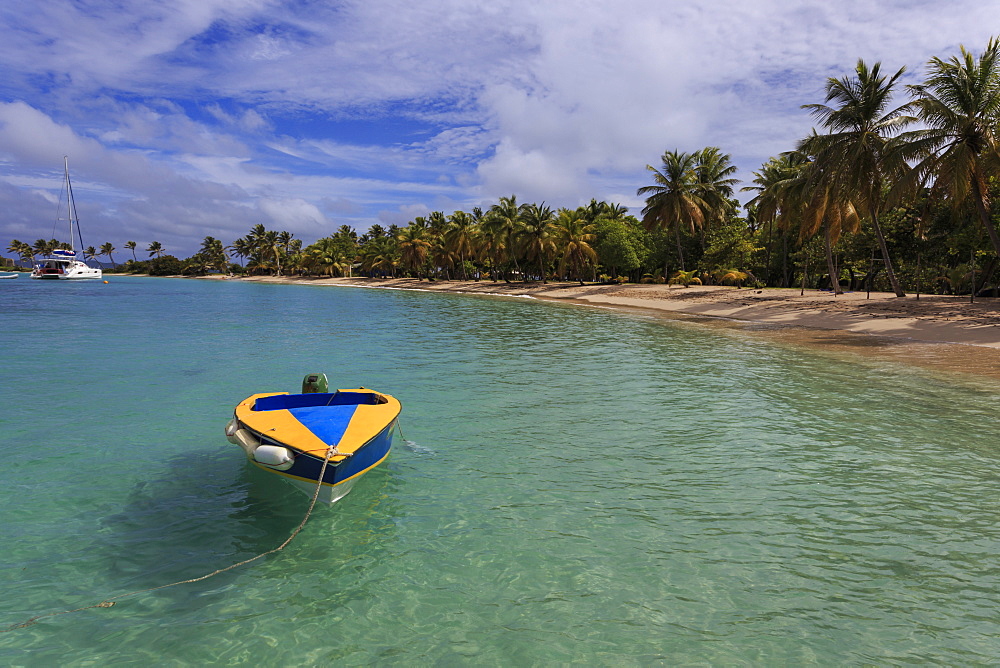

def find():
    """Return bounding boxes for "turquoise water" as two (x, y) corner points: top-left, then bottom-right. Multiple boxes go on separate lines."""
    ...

(1, 277), (999, 665)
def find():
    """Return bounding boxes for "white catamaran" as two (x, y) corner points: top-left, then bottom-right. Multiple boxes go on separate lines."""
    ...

(31, 157), (103, 280)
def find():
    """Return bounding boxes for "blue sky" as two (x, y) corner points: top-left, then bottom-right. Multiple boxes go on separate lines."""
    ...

(1, 0), (997, 258)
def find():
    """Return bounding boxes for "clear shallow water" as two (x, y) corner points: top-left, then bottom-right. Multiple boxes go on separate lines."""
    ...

(1, 276), (999, 665)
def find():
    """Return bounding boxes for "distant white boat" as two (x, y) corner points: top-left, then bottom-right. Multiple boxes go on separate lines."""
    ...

(31, 157), (102, 281)
(0, 272), (18, 279)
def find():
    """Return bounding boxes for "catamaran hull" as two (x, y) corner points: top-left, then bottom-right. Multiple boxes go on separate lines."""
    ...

(30, 274), (101, 280)
(30, 263), (102, 280)
(227, 417), (395, 504)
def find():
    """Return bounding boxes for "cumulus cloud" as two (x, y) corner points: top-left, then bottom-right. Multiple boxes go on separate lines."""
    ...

(1, 0), (998, 255)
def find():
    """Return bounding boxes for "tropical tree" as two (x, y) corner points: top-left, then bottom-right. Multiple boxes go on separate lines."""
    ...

(397, 224), (432, 278)
(230, 237), (251, 268)
(99, 242), (116, 268)
(553, 208), (597, 284)
(34, 238), (58, 257)
(693, 146), (739, 233)
(637, 150), (706, 272)
(83, 246), (98, 263)
(330, 225), (359, 276)
(445, 211), (477, 280)
(743, 154), (806, 286)
(197, 236), (228, 273)
(304, 237), (351, 277)
(477, 211), (508, 282)
(801, 59), (915, 296)
(124, 241), (137, 262)
(903, 37), (1000, 263)
(6, 240), (33, 267)
(595, 218), (642, 280)
(357, 236), (396, 277)
(518, 202), (556, 282)
(260, 230), (283, 275)
(489, 195), (526, 279)
(669, 269), (702, 286)
(147, 241), (164, 258)
(766, 145), (862, 295)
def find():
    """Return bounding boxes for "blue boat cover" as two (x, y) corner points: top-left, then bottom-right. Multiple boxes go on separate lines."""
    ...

(287, 405), (359, 446)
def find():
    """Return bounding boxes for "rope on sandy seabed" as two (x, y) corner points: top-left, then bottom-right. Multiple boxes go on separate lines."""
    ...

(3, 444), (341, 633)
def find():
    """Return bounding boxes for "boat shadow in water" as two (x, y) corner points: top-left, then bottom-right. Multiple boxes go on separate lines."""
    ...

(88, 446), (402, 604)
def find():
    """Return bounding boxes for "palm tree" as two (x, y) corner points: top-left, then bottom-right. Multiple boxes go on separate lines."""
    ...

(277, 231), (297, 268)
(553, 208), (597, 284)
(787, 147), (862, 295)
(34, 238), (56, 258)
(489, 195), (526, 280)
(198, 236), (228, 273)
(330, 226), (359, 277)
(743, 154), (801, 286)
(903, 37), (1000, 263)
(83, 246), (98, 263)
(6, 240), (33, 267)
(304, 238), (351, 277)
(427, 211), (448, 237)
(124, 241), (137, 262)
(358, 237), (396, 277)
(397, 224), (432, 278)
(476, 211), (507, 282)
(518, 202), (556, 282)
(244, 224), (267, 270)
(801, 59), (915, 297)
(445, 211), (478, 280)
(693, 147), (739, 233)
(99, 242), (116, 268)
(146, 241), (164, 258)
(637, 150), (706, 272)
(260, 230), (283, 275)
(230, 237), (251, 269)
(670, 269), (702, 287)
(603, 202), (629, 222)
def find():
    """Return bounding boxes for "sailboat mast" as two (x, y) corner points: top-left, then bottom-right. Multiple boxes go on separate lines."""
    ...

(63, 156), (83, 253)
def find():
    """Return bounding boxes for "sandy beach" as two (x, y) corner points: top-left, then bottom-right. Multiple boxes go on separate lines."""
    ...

(206, 275), (1000, 378)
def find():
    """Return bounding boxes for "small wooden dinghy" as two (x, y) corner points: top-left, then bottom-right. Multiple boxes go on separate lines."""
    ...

(226, 374), (401, 503)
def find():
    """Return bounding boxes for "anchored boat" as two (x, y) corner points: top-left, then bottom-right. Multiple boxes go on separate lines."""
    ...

(226, 374), (401, 503)
(30, 157), (102, 281)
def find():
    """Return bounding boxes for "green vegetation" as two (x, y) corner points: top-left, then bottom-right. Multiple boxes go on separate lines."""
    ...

(6, 39), (1000, 294)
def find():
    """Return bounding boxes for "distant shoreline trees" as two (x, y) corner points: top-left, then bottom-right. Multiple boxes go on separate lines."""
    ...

(5, 39), (1000, 295)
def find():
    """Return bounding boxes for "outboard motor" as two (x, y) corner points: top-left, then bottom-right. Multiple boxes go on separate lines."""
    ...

(302, 373), (329, 394)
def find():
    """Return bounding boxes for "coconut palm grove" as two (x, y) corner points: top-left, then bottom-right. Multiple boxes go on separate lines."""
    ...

(7, 39), (1000, 296)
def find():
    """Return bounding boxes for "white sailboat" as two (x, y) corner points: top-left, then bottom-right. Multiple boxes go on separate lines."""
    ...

(31, 157), (103, 280)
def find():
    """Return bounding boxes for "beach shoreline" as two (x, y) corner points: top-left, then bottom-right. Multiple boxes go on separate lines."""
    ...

(147, 273), (1000, 379)
(227, 275), (1000, 345)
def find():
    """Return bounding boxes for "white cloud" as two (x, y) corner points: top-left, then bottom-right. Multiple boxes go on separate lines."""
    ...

(1, 0), (999, 255)
(257, 197), (327, 233)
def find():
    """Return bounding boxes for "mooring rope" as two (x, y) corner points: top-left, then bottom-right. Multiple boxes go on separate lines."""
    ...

(3, 444), (341, 633)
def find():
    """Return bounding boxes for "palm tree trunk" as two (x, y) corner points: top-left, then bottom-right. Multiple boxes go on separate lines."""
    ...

(763, 218), (774, 285)
(972, 180), (1000, 261)
(824, 222), (842, 295)
(781, 230), (789, 288)
(674, 226), (685, 271)
(869, 205), (903, 297)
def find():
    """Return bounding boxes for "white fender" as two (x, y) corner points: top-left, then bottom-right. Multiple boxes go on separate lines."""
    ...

(253, 445), (295, 470)
(225, 419), (240, 444)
